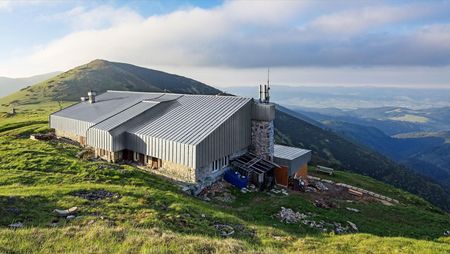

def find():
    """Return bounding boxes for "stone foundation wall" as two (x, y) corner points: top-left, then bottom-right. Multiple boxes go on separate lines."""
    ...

(156, 160), (196, 184)
(251, 120), (274, 160)
(55, 129), (86, 145)
(94, 148), (122, 163)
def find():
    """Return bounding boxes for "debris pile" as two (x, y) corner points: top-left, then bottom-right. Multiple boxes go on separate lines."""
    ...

(199, 180), (235, 203)
(302, 220), (358, 234)
(241, 184), (257, 193)
(274, 207), (358, 234)
(275, 207), (308, 224)
(72, 190), (120, 201)
(311, 181), (328, 191)
(270, 188), (289, 196)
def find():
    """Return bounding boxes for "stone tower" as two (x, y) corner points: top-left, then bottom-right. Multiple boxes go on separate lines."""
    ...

(251, 82), (275, 161)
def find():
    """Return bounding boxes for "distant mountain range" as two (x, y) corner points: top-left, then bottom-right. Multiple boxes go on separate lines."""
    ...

(228, 86), (450, 109)
(0, 72), (61, 98)
(1, 59), (448, 211)
(295, 106), (450, 192)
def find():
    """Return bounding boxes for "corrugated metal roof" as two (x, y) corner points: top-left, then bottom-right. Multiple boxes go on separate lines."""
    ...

(91, 101), (160, 131)
(274, 144), (310, 161)
(129, 94), (252, 145)
(51, 91), (162, 123)
(53, 90), (252, 145)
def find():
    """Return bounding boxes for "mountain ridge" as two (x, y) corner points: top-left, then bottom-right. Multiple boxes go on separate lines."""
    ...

(0, 71), (61, 98)
(1, 59), (449, 211)
(0, 59), (221, 106)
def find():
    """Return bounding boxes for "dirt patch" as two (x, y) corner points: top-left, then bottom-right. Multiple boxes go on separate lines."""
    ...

(199, 180), (236, 203)
(71, 190), (121, 201)
(295, 180), (382, 205)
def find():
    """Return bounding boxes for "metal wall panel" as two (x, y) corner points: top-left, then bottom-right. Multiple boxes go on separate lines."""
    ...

(50, 115), (94, 137)
(196, 101), (252, 168)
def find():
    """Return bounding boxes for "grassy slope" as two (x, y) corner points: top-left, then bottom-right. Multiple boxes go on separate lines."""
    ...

(0, 59), (220, 107)
(0, 104), (449, 253)
(275, 110), (450, 212)
(1, 59), (448, 213)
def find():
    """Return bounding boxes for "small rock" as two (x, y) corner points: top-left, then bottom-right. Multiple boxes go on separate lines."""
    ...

(201, 214), (206, 218)
(444, 230), (450, 236)
(215, 224), (235, 237)
(346, 207), (360, 213)
(54, 206), (78, 217)
(66, 215), (76, 220)
(347, 221), (358, 232)
(9, 222), (24, 229)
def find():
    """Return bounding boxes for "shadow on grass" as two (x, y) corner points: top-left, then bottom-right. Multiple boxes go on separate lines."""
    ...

(0, 195), (58, 227)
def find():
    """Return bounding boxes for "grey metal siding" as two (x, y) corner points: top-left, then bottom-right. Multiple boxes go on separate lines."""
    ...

(50, 115), (93, 137)
(86, 128), (114, 151)
(196, 101), (252, 168)
(274, 152), (312, 176)
(124, 133), (196, 168)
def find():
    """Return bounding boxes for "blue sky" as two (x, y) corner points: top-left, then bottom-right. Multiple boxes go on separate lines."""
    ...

(1, 0), (450, 88)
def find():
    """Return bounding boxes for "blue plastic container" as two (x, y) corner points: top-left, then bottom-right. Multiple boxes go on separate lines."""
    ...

(224, 170), (248, 189)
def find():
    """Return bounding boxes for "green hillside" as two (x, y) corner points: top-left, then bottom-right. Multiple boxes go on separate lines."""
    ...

(0, 108), (449, 253)
(274, 110), (450, 212)
(0, 59), (221, 107)
(1, 59), (449, 212)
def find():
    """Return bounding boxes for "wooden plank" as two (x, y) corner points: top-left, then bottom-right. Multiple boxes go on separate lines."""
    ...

(348, 189), (363, 197)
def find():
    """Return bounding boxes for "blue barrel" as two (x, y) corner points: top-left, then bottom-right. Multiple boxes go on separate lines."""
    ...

(224, 170), (248, 189)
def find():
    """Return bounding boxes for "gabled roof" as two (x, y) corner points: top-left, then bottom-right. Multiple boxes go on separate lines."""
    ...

(129, 93), (252, 145)
(53, 90), (252, 145)
(51, 91), (161, 123)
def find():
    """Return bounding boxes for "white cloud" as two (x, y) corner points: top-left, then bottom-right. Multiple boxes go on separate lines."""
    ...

(1, 0), (450, 89)
(0, 0), (12, 9)
(43, 5), (144, 30)
(303, 4), (436, 36)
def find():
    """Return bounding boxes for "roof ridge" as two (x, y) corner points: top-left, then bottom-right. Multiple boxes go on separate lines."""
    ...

(106, 90), (249, 99)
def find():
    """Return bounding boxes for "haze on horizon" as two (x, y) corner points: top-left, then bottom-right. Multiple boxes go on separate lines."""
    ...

(1, 0), (450, 88)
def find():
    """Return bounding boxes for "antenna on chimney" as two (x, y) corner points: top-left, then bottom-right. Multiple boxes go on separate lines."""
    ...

(258, 67), (271, 104)
(266, 67), (270, 103)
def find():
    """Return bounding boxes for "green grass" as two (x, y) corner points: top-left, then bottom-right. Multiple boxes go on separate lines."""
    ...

(0, 104), (449, 253)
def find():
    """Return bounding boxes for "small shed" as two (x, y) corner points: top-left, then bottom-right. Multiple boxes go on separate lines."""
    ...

(273, 144), (311, 186)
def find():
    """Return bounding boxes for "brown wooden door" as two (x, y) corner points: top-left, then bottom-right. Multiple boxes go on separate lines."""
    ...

(274, 166), (289, 186)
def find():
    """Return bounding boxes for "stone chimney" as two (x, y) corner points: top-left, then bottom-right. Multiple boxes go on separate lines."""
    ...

(87, 90), (97, 104)
(251, 84), (275, 161)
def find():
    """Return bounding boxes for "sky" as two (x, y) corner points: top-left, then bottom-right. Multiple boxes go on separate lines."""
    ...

(1, 0), (450, 88)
